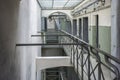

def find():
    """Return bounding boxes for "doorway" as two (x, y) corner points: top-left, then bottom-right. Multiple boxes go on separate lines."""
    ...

(83, 17), (89, 43)
(41, 17), (47, 31)
(73, 19), (77, 35)
(66, 21), (72, 33)
(79, 18), (82, 39)
(95, 15), (99, 48)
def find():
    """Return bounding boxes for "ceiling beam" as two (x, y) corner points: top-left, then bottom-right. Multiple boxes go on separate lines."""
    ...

(63, 0), (70, 8)
(36, 0), (42, 8)
(52, 0), (54, 8)
(41, 8), (73, 10)
(73, 0), (85, 9)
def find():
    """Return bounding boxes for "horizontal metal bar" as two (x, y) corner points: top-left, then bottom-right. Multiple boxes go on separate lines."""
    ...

(17, 30), (120, 64)
(16, 43), (83, 46)
(31, 35), (70, 37)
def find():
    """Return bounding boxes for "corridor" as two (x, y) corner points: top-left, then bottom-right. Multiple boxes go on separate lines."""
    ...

(0, 0), (120, 80)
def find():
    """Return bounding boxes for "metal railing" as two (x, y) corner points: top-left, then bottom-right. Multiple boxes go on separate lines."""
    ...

(60, 30), (120, 80)
(16, 30), (120, 80)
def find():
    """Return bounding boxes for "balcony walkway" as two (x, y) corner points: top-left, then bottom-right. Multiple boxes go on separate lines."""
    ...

(36, 56), (72, 71)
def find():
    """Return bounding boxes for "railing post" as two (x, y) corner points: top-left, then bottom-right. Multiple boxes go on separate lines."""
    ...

(81, 47), (84, 80)
(73, 44), (75, 67)
(70, 36), (74, 65)
(72, 38), (75, 67)
(90, 47), (101, 80)
(87, 47), (91, 80)
(75, 40), (79, 77)
(97, 54), (101, 80)
(76, 44), (79, 75)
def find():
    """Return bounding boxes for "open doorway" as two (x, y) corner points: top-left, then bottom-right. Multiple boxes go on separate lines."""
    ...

(83, 17), (89, 43)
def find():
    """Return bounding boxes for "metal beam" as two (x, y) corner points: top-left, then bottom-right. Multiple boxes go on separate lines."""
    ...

(63, 0), (70, 8)
(36, 0), (42, 8)
(73, 0), (85, 9)
(31, 35), (70, 37)
(41, 8), (73, 10)
(16, 43), (83, 46)
(52, 0), (54, 8)
(73, 0), (98, 14)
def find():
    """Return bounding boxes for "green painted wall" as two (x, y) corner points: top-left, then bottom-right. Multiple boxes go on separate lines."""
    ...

(99, 26), (111, 53)
(89, 26), (111, 53)
(60, 19), (66, 31)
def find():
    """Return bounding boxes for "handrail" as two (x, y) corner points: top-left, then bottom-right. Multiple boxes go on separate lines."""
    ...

(16, 30), (120, 80)
(60, 30), (120, 80)
(60, 30), (120, 64)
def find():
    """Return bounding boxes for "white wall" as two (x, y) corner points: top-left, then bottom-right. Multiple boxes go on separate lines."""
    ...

(42, 10), (72, 19)
(74, 8), (111, 27)
(42, 10), (72, 29)
(17, 0), (42, 80)
(47, 19), (55, 29)
(72, 0), (111, 37)
(0, 0), (42, 80)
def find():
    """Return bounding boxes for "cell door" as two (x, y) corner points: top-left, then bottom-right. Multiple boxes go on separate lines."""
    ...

(44, 17), (47, 31)
(73, 19), (77, 35)
(41, 17), (47, 31)
(95, 15), (99, 48)
(79, 18), (82, 39)
(83, 17), (89, 43)
(66, 21), (72, 33)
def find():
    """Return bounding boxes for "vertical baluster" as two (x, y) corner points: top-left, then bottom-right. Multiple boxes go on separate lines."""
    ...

(76, 45), (79, 75)
(73, 44), (75, 67)
(81, 47), (84, 80)
(97, 53), (101, 80)
(73, 38), (75, 67)
(87, 47), (91, 80)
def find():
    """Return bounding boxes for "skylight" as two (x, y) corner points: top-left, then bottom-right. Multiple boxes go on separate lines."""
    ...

(38, 0), (83, 10)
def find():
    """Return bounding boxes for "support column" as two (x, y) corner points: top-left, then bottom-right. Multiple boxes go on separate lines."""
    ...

(111, 0), (120, 71)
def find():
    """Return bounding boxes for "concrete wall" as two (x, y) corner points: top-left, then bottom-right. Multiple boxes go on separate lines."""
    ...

(0, 0), (41, 80)
(0, 0), (20, 80)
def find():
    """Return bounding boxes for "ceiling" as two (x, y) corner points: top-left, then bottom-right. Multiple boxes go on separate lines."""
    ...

(38, 0), (84, 10)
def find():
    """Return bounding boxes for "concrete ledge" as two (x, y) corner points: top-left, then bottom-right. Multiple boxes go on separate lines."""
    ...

(36, 56), (72, 71)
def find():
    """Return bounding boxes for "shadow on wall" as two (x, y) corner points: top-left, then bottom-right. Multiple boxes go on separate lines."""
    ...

(0, 0), (41, 80)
